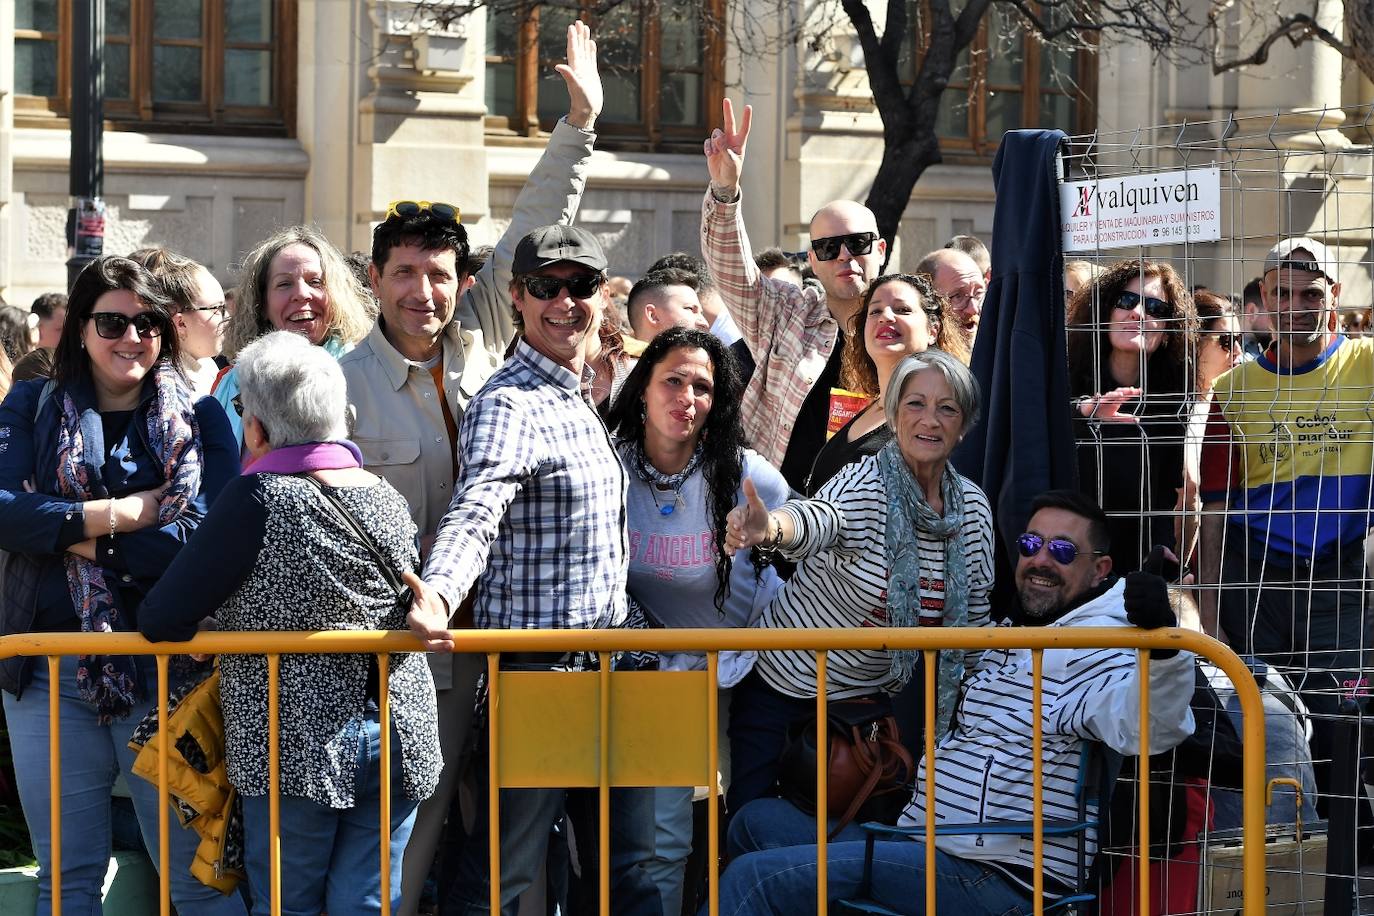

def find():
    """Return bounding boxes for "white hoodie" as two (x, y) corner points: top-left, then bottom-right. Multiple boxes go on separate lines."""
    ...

(898, 579), (1196, 892)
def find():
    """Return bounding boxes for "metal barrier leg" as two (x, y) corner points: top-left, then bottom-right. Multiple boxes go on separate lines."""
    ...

(1324, 699), (1360, 916)
(47, 655), (61, 916)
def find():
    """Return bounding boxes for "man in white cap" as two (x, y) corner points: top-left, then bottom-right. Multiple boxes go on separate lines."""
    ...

(1198, 235), (1371, 824)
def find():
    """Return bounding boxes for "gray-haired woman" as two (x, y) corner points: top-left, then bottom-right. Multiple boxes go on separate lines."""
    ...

(722, 350), (995, 812)
(139, 331), (440, 915)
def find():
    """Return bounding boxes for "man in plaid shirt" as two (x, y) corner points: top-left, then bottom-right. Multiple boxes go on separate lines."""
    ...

(409, 225), (659, 914)
(701, 98), (888, 489)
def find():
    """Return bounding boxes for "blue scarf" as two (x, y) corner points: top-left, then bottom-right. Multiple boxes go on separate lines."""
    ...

(878, 439), (968, 737)
(55, 364), (202, 724)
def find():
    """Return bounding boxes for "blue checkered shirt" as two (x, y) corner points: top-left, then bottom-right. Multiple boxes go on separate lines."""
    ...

(422, 339), (629, 630)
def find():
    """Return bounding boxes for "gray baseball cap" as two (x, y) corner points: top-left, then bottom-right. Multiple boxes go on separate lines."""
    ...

(512, 225), (608, 274)
(1263, 236), (1338, 283)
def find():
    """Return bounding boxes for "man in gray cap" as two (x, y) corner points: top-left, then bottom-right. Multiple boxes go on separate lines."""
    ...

(1198, 235), (1371, 825)
(409, 224), (659, 915)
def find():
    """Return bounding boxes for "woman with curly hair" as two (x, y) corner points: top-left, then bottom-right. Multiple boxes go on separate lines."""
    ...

(606, 326), (788, 916)
(805, 273), (968, 496)
(213, 225), (376, 449)
(1068, 258), (1197, 573)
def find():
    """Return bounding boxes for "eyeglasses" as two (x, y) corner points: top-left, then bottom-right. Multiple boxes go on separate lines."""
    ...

(1115, 290), (1173, 320)
(89, 311), (164, 340)
(810, 231), (879, 262)
(1016, 532), (1104, 565)
(384, 200), (461, 224)
(522, 273), (603, 301)
(1206, 332), (1241, 351)
(185, 303), (228, 321)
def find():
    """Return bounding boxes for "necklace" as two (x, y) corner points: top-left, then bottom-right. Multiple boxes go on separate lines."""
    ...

(634, 441), (705, 516)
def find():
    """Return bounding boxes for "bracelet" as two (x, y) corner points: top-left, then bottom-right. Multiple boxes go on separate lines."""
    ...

(108, 502), (117, 555)
(766, 514), (784, 551)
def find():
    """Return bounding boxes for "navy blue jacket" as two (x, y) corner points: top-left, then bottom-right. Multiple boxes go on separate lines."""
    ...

(0, 375), (237, 693)
(952, 129), (1078, 559)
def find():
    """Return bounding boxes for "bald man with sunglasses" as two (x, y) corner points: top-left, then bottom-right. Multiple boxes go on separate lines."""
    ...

(701, 98), (888, 490)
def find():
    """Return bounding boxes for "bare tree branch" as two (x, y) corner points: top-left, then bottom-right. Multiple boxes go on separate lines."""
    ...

(1209, 7), (1355, 73)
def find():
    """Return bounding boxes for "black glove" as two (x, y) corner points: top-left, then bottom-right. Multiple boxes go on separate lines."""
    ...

(1125, 546), (1178, 658)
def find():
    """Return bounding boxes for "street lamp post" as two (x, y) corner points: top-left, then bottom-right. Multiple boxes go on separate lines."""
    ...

(65, 0), (106, 291)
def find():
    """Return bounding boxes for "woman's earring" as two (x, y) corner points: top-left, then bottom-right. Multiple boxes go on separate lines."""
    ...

(639, 401), (647, 420)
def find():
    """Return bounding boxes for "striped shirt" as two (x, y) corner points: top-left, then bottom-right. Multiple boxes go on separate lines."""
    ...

(700, 190), (837, 467)
(753, 456), (995, 699)
(900, 580), (1197, 892)
(423, 339), (629, 630)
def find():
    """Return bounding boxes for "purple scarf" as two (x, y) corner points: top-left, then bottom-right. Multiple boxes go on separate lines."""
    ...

(55, 363), (202, 724)
(242, 440), (364, 475)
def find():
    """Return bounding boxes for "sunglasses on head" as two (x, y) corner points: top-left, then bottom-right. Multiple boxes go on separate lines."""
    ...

(810, 231), (879, 262)
(384, 200), (461, 224)
(522, 273), (603, 301)
(1016, 532), (1103, 565)
(89, 311), (164, 340)
(1116, 290), (1173, 320)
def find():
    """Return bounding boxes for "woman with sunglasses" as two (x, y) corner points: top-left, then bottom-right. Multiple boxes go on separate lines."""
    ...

(0, 256), (242, 915)
(130, 247), (230, 395)
(606, 326), (788, 916)
(1178, 290), (1245, 573)
(1067, 258), (1197, 574)
(723, 350), (994, 812)
(214, 225), (376, 449)
(805, 273), (968, 496)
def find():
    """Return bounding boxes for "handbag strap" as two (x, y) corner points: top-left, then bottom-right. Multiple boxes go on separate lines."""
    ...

(828, 718), (915, 839)
(296, 473), (408, 596)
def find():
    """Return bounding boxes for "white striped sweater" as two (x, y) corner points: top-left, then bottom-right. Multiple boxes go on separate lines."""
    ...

(898, 579), (1197, 892)
(753, 455), (995, 699)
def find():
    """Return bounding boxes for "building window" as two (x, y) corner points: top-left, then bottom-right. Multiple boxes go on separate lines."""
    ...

(910, 3), (1095, 156)
(15, 0), (295, 136)
(484, 0), (724, 151)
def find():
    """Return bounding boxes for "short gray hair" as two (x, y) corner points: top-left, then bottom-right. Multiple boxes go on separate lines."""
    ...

(883, 349), (981, 434)
(235, 331), (348, 447)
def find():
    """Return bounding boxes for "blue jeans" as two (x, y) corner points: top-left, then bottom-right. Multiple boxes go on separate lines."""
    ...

(2, 655), (247, 916)
(725, 671), (813, 813)
(711, 799), (1032, 916)
(241, 713), (418, 916)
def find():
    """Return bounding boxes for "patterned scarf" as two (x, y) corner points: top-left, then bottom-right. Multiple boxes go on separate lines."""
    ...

(55, 363), (202, 724)
(878, 439), (968, 737)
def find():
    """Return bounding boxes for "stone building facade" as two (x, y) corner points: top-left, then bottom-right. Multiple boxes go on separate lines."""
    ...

(1, 0), (1371, 305)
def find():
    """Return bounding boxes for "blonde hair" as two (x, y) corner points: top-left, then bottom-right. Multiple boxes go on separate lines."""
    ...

(224, 225), (376, 359)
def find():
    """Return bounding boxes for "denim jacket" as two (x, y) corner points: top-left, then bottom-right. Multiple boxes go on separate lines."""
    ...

(0, 375), (238, 694)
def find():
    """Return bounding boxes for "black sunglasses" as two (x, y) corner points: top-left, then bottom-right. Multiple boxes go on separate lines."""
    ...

(89, 311), (164, 340)
(1116, 290), (1173, 320)
(1208, 332), (1241, 351)
(522, 273), (603, 301)
(810, 232), (879, 262)
(1016, 532), (1103, 565)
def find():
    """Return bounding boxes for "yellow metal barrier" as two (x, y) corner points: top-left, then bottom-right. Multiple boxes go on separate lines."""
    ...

(0, 626), (1266, 916)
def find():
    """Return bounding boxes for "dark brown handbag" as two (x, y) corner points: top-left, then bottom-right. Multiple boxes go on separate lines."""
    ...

(777, 698), (915, 837)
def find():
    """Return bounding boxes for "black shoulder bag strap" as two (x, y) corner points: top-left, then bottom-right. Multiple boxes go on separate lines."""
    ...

(296, 474), (412, 604)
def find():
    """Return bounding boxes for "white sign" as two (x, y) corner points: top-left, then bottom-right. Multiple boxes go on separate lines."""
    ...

(1060, 166), (1221, 252)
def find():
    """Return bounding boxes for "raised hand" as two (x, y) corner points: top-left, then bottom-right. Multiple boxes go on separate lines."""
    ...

(703, 97), (752, 197)
(1081, 386), (1142, 423)
(405, 571), (455, 653)
(724, 477), (770, 556)
(556, 20), (602, 130)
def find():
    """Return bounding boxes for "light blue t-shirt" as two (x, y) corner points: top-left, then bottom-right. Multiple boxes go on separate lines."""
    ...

(621, 447), (790, 630)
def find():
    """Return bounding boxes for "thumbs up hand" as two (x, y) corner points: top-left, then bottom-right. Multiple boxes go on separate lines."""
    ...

(725, 478), (772, 556)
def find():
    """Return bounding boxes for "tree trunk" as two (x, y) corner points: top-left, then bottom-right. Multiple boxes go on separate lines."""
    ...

(864, 132), (943, 271)
(1349, 0), (1374, 83)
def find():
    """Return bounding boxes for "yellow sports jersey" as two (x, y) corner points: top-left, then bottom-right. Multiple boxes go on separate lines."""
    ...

(1201, 335), (1374, 559)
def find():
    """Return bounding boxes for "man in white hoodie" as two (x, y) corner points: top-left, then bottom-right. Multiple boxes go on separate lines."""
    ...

(712, 490), (1197, 915)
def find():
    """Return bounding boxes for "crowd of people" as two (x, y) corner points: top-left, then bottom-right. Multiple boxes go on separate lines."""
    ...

(0, 19), (1369, 916)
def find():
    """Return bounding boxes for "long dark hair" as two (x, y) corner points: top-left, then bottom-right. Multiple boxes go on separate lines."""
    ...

(607, 327), (749, 611)
(54, 256), (182, 387)
(1066, 258), (1196, 399)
